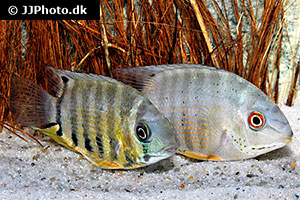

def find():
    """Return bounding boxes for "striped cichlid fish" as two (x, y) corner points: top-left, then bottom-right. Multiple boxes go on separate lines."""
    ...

(114, 64), (293, 161)
(10, 66), (178, 169)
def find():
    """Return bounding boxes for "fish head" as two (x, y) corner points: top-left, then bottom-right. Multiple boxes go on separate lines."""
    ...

(243, 98), (293, 155)
(129, 100), (178, 167)
(227, 91), (293, 159)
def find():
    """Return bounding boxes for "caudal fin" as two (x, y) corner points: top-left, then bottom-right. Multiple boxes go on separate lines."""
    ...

(10, 76), (56, 128)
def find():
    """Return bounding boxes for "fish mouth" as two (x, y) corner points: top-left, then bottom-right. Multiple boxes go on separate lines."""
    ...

(142, 145), (177, 163)
(283, 135), (293, 143)
(247, 133), (293, 156)
(249, 139), (290, 155)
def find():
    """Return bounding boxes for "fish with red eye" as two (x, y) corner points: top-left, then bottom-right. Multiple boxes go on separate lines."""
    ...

(114, 64), (293, 161)
(248, 111), (265, 130)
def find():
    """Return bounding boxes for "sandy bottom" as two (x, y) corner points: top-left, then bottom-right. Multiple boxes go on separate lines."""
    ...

(0, 97), (299, 200)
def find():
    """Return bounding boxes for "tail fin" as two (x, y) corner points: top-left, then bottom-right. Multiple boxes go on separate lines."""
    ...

(10, 76), (56, 128)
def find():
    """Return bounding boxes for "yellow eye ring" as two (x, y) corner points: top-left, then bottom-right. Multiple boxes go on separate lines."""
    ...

(248, 111), (265, 130)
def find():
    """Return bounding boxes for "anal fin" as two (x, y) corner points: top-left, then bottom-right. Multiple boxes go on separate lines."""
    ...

(177, 150), (222, 161)
(34, 124), (73, 151)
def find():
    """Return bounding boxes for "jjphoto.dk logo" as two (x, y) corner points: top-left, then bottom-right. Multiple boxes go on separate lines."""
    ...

(8, 5), (87, 15)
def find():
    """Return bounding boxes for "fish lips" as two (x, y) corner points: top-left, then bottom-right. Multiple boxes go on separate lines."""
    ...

(283, 135), (293, 143)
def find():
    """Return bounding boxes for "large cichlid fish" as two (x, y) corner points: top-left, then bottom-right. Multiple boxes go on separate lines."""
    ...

(114, 64), (293, 161)
(10, 66), (178, 169)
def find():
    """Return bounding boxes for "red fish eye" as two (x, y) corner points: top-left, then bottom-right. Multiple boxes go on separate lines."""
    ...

(248, 111), (265, 130)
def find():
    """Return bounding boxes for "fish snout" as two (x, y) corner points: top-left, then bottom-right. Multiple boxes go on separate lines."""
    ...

(282, 124), (293, 143)
(283, 132), (293, 143)
(266, 112), (293, 143)
(289, 130), (293, 137)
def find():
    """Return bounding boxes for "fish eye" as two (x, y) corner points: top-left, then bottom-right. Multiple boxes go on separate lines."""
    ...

(248, 111), (265, 130)
(136, 122), (151, 142)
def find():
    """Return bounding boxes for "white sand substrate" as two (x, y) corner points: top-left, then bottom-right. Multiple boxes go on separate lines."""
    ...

(0, 97), (299, 200)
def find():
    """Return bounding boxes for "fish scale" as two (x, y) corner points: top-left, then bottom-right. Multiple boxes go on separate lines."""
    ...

(10, 66), (177, 169)
(81, 82), (94, 152)
(149, 69), (217, 153)
(114, 64), (293, 161)
(94, 83), (104, 157)
(85, 83), (99, 155)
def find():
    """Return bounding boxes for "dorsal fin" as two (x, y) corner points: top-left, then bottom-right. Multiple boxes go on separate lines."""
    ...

(45, 65), (124, 86)
(113, 64), (216, 91)
(40, 65), (122, 96)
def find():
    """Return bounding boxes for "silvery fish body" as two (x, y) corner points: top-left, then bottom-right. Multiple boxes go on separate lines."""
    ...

(10, 66), (177, 169)
(114, 64), (293, 161)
